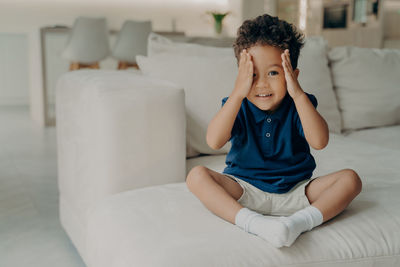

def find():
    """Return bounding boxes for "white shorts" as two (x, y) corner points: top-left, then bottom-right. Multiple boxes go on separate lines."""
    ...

(224, 173), (317, 216)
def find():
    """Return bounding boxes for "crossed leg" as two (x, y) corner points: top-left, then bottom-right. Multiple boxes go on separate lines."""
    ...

(186, 166), (363, 226)
(305, 168), (362, 223)
(186, 166), (244, 224)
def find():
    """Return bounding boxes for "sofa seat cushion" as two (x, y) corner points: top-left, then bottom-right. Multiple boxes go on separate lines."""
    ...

(86, 133), (400, 267)
(343, 125), (400, 151)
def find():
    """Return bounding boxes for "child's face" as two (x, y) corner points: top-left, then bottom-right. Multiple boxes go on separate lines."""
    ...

(246, 44), (299, 112)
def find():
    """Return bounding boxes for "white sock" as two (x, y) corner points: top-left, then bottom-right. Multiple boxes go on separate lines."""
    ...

(279, 205), (324, 247)
(235, 207), (288, 248)
(235, 206), (323, 248)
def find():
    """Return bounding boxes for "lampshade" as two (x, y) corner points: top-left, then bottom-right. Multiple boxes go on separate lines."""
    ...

(112, 20), (152, 63)
(62, 16), (110, 64)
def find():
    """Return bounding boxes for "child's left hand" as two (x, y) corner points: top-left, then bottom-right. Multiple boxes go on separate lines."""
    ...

(281, 49), (304, 100)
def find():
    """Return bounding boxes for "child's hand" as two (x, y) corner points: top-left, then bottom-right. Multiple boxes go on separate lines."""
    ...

(232, 49), (253, 99)
(281, 49), (304, 100)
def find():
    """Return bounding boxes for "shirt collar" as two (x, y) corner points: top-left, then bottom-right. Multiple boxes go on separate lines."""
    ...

(246, 93), (290, 123)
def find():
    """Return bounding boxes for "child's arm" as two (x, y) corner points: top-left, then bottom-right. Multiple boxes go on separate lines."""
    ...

(281, 49), (329, 150)
(206, 49), (254, 150)
(206, 94), (243, 150)
(293, 93), (329, 150)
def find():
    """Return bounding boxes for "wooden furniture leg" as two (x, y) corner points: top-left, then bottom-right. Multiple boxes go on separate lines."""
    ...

(69, 62), (100, 71)
(117, 61), (139, 70)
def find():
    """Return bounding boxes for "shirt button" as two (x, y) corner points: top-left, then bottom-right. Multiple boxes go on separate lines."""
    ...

(265, 133), (271, 137)
(266, 118), (271, 123)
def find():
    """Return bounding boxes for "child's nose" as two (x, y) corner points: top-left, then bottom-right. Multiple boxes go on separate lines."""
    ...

(255, 77), (269, 87)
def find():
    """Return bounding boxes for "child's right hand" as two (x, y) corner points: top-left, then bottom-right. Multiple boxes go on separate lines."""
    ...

(232, 49), (254, 99)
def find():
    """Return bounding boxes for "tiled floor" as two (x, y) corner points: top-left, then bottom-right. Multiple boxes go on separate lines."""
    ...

(0, 106), (85, 267)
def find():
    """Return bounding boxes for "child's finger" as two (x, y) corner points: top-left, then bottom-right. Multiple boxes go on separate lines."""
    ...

(285, 55), (290, 68)
(284, 56), (291, 71)
(240, 50), (247, 66)
(248, 55), (254, 73)
(282, 59), (287, 71)
(281, 53), (287, 68)
(243, 49), (248, 60)
(286, 53), (291, 65)
(247, 53), (252, 64)
(282, 54), (289, 73)
(285, 50), (292, 69)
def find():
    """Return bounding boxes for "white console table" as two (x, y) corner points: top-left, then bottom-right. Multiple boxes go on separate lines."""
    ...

(34, 27), (185, 127)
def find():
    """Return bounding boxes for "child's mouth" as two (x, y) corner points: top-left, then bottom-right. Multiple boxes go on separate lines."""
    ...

(256, 94), (272, 99)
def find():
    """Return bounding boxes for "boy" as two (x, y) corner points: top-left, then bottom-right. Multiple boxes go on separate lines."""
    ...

(186, 14), (362, 248)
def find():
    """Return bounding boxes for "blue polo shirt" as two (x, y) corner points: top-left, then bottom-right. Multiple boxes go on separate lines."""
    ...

(221, 92), (318, 194)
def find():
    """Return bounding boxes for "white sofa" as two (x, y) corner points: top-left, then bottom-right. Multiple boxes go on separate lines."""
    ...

(55, 33), (400, 266)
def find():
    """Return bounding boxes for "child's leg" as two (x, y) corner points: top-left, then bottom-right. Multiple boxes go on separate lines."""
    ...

(186, 166), (244, 224)
(305, 168), (363, 223)
(187, 167), (362, 248)
(270, 169), (362, 247)
(187, 166), (315, 248)
(246, 169), (362, 248)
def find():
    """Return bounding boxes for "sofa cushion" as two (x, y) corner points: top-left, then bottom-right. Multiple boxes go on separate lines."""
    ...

(328, 46), (400, 131)
(149, 34), (341, 134)
(147, 32), (234, 57)
(139, 36), (342, 155)
(343, 125), (400, 151)
(147, 33), (234, 157)
(297, 36), (342, 133)
(137, 53), (236, 156)
(86, 133), (400, 267)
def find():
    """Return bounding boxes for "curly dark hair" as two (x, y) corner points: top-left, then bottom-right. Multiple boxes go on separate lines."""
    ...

(233, 14), (305, 70)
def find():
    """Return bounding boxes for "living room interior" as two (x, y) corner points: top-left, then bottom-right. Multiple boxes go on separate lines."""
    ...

(1, 0), (400, 266)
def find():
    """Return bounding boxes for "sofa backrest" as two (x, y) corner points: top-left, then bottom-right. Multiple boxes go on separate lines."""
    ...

(138, 32), (400, 157)
(328, 46), (400, 131)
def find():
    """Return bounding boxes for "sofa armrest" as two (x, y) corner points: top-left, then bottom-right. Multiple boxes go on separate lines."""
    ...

(55, 70), (186, 225)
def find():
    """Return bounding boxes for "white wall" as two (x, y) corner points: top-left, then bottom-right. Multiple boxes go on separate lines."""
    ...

(0, 0), (272, 125)
(0, 1), (239, 36)
(0, 33), (29, 106)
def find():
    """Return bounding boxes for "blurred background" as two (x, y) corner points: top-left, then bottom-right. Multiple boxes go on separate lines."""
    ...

(0, 0), (399, 127)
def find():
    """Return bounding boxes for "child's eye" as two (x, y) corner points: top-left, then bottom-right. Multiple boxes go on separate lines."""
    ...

(268, 71), (279, 76)
(253, 71), (278, 78)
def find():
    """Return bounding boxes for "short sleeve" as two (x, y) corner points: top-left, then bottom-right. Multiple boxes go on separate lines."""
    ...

(221, 97), (242, 142)
(295, 93), (318, 138)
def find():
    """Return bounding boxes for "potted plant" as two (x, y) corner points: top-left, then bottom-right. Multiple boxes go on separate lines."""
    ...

(207, 11), (230, 36)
